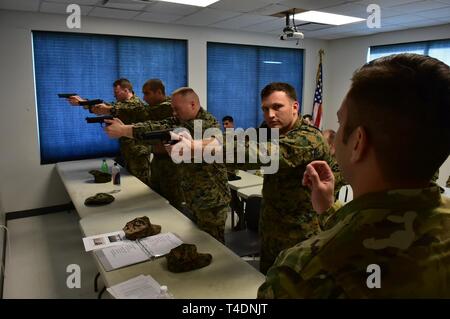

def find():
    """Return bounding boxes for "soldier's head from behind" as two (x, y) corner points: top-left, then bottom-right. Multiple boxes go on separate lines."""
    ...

(171, 87), (201, 122)
(261, 82), (299, 135)
(303, 114), (313, 125)
(113, 78), (134, 102)
(323, 129), (336, 156)
(142, 79), (166, 106)
(335, 53), (450, 192)
(222, 115), (234, 130)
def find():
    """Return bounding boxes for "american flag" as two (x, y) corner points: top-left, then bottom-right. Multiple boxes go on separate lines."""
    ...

(312, 54), (323, 130)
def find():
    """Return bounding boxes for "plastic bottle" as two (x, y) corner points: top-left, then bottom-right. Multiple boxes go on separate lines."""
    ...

(101, 159), (109, 173)
(111, 162), (121, 190)
(157, 285), (174, 299)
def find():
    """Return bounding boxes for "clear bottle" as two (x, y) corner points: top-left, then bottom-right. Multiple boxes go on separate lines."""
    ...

(157, 285), (174, 299)
(101, 159), (109, 173)
(111, 162), (121, 190)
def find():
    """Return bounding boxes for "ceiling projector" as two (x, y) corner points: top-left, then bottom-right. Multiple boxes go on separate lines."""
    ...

(280, 26), (304, 41)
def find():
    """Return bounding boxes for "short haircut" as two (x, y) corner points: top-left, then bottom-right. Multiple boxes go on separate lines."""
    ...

(303, 114), (313, 120)
(172, 87), (196, 97)
(261, 82), (298, 101)
(143, 79), (166, 95)
(113, 78), (133, 92)
(222, 116), (234, 123)
(344, 53), (450, 183)
(323, 129), (336, 144)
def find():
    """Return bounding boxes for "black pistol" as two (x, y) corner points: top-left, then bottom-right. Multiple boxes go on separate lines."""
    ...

(141, 129), (179, 145)
(78, 99), (104, 113)
(85, 115), (114, 126)
(58, 93), (78, 98)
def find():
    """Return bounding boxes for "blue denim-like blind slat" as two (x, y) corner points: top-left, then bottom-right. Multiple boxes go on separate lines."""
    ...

(207, 43), (304, 129)
(33, 31), (187, 164)
(369, 38), (450, 66)
(117, 37), (187, 95)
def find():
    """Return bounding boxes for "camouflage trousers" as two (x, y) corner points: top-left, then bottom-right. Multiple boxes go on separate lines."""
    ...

(193, 205), (229, 244)
(125, 155), (151, 186)
(150, 156), (185, 210)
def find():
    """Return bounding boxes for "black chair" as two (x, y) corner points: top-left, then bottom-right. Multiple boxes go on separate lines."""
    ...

(225, 195), (261, 257)
(230, 189), (245, 230)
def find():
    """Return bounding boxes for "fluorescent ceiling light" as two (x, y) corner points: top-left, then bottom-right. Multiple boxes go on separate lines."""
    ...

(152, 0), (220, 7)
(263, 61), (282, 64)
(293, 10), (365, 25)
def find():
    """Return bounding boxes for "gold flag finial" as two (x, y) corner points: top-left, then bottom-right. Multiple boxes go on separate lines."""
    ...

(319, 49), (324, 61)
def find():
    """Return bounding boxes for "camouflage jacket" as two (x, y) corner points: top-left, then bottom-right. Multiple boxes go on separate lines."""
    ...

(257, 185), (450, 298)
(226, 117), (343, 242)
(113, 97), (173, 155)
(108, 95), (151, 157)
(111, 97), (172, 123)
(133, 108), (231, 211)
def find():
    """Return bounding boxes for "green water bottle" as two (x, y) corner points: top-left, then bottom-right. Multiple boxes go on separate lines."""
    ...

(101, 159), (109, 173)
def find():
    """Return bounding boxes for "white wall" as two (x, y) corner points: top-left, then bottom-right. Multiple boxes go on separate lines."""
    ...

(325, 24), (450, 187)
(0, 10), (327, 213)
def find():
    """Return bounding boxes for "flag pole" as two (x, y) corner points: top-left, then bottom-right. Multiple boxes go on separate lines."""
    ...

(312, 49), (324, 130)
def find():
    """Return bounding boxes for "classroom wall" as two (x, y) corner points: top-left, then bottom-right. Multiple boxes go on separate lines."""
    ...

(0, 9), (328, 213)
(325, 24), (450, 187)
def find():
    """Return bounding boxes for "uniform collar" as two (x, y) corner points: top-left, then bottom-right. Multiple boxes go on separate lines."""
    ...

(337, 185), (442, 219)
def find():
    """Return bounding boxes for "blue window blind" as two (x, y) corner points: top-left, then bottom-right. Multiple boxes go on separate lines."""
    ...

(32, 31), (187, 164)
(207, 43), (304, 129)
(369, 38), (450, 66)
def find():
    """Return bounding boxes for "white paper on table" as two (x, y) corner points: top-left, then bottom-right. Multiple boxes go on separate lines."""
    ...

(101, 241), (149, 269)
(107, 275), (162, 299)
(82, 230), (126, 252)
(139, 232), (183, 257)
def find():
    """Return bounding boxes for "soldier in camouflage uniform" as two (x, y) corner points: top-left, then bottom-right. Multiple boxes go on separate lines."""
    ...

(258, 53), (450, 298)
(103, 87), (231, 243)
(233, 83), (342, 274)
(70, 79), (150, 184)
(101, 79), (185, 210)
(179, 83), (343, 274)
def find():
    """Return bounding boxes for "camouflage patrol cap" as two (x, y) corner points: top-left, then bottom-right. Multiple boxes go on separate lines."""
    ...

(123, 216), (161, 240)
(84, 193), (115, 206)
(166, 243), (212, 273)
(89, 170), (111, 183)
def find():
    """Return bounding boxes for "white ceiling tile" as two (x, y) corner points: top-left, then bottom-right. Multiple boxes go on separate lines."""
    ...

(390, 0), (449, 12)
(174, 7), (241, 26)
(251, 4), (291, 15)
(318, 2), (369, 18)
(144, 1), (200, 15)
(245, 17), (287, 32)
(401, 19), (448, 27)
(278, 0), (351, 11)
(381, 14), (433, 25)
(322, 22), (367, 33)
(88, 7), (141, 19)
(355, 0), (423, 8)
(348, 1), (430, 17)
(133, 11), (183, 23)
(102, 1), (148, 11)
(213, 14), (277, 29)
(40, 2), (93, 15)
(299, 23), (331, 31)
(415, 5), (450, 19)
(43, 0), (100, 4)
(209, 0), (274, 13)
(0, 0), (40, 11)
